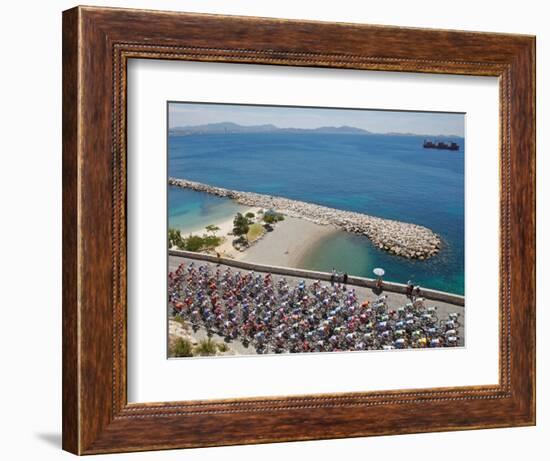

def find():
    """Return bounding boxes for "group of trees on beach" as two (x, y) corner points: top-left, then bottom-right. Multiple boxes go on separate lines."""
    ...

(262, 211), (285, 224)
(233, 210), (284, 235)
(232, 210), (286, 249)
(169, 208), (286, 254)
(168, 226), (221, 252)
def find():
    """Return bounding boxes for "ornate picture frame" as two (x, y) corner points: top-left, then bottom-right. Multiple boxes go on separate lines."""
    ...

(62, 6), (535, 454)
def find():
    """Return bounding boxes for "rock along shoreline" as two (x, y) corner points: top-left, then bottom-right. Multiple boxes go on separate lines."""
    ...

(169, 177), (441, 260)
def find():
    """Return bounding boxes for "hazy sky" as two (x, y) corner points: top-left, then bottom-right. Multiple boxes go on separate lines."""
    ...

(168, 102), (464, 137)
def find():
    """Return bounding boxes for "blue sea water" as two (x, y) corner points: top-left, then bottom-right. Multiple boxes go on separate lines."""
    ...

(168, 133), (464, 295)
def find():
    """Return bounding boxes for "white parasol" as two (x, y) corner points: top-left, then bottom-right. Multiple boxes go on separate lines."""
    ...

(373, 268), (385, 277)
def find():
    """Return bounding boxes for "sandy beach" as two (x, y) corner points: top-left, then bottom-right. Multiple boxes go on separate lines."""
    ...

(241, 216), (339, 268)
(175, 202), (338, 266)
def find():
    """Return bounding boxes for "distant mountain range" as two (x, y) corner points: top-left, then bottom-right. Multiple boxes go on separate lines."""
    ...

(169, 122), (461, 138)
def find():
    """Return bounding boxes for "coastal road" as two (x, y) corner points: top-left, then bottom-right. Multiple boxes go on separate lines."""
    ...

(169, 254), (465, 352)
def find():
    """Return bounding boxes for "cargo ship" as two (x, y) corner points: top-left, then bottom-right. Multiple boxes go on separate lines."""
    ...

(423, 140), (460, 151)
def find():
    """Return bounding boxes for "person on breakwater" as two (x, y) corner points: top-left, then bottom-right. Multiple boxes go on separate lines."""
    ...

(406, 280), (414, 300)
(375, 278), (383, 294)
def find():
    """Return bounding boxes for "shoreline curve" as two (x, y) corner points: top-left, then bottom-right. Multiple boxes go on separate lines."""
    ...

(169, 177), (441, 260)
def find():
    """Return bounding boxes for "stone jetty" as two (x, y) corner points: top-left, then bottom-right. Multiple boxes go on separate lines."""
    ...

(169, 178), (441, 260)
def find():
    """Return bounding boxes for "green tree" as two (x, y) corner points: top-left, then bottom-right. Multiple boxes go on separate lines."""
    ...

(263, 213), (285, 224)
(184, 234), (205, 252)
(168, 228), (185, 249)
(205, 224), (220, 237)
(201, 234), (221, 249)
(233, 213), (249, 236)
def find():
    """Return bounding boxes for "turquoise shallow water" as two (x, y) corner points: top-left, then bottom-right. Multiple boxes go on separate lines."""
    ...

(300, 231), (464, 296)
(169, 187), (249, 234)
(168, 132), (464, 295)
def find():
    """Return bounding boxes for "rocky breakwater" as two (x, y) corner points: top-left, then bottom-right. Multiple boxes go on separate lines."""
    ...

(169, 178), (441, 260)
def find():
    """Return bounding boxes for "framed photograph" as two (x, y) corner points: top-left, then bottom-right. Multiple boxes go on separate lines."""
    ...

(62, 6), (535, 455)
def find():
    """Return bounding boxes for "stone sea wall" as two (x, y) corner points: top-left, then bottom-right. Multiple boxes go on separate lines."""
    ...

(169, 177), (441, 260)
(169, 249), (463, 305)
